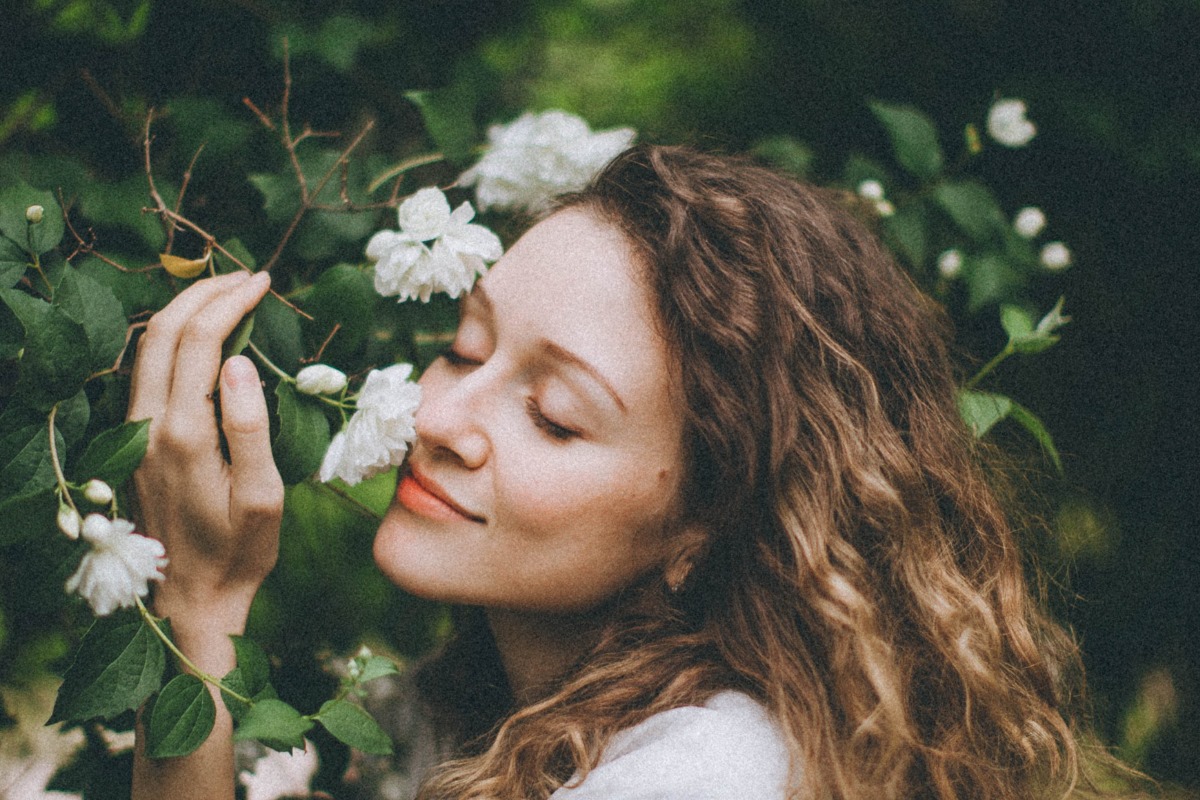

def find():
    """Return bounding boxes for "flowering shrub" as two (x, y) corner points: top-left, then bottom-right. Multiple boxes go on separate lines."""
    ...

(0, 67), (1071, 792)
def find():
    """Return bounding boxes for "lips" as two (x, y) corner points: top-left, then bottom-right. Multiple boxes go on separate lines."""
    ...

(396, 466), (484, 524)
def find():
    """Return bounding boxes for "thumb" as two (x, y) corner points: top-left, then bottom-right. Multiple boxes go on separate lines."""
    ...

(220, 356), (284, 512)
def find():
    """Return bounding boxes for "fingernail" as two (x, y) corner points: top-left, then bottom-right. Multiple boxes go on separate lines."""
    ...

(223, 355), (257, 389)
(249, 271), (271, 288)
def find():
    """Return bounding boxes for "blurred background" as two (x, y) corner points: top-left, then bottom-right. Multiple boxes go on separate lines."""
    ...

(1, 0), (1196, 793)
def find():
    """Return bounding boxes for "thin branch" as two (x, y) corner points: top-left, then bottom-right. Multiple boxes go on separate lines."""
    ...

(242, 96), (276, 130)
(142, 110), (177, 244)
(366, 151), (445, 194)
(279, 39), (307, 201)
(305, 323), (341, 364)
(87, 320), (148, 381)
(152, 207), (315, 321)
(167, 143), (206, 254)
(259, 119), (375, 274)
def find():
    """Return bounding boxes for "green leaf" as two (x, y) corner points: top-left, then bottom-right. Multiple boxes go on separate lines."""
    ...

(315, 698), (392, 755)
(1008, 402), (1064, 474)
(56, 265), (129, 372)
(957, 389), (1012, 438)
(250, 293), (304, 374)
(232, 698), (313, 752)
(357, 654), (400, 685)
(50, 612), (166, 723)
(222, 309), (256, 361)
(230, 635), (271, 696)
(406, 85), (478, 165)
(0, 415), (64, 496)
(0, 288), (90, 408)
(0, 235), (27, 287)
(0, 487), (57, 547)
(145, 674), (216, 758)
(881, 204), (928, 268)
(272, 382), (331, 485)
(219, 664), (279, 724)
(869, 101), (945, 180)
(933, 180), (1007, 242)
(308, 263), (375, 353)
(751, 136), (815, 178)
(0, 183), (64, 255)
(214, 237), (258, 274)
(248, 172), (300, 223)
(56, 389), (91, 446)
(74, 419), (150, 486)
(964, 253), (1024, 311)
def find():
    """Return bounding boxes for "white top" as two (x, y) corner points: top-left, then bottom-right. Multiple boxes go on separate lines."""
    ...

(550, 691), (792, 800)
(356, 684), (792, 800)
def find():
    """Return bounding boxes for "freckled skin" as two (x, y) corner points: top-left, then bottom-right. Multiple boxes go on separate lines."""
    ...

(373, 210), (692, 614)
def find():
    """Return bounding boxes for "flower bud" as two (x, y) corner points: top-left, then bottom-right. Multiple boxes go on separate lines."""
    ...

(937, 249), (963, 279)
(26, 204), (44, 224)
(856, 179), (885, 201)
(1013, 206), (1046, 239)
(1039, 241), (1072, 271)
(296, 364), (349, 396)
(83, 479), (114, 505)
(874, 200), (895, 217)
(58, 506), (82, 539)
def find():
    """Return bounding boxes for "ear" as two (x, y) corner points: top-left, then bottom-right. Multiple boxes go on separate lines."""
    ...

(663, 523), (711, 592)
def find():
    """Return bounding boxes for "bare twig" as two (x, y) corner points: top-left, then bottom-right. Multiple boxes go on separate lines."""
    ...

(279, 39), (307, 201)
(305, 323), (341, 364)
(87, 320), (149, 381)
(80, 68), (126, 130)
(59, 189), (149, 273)
(243, 96), (276, 130)
(143, 110), (177, 244)
(167, 143), (206, 253)
(259, 119), (375, 274)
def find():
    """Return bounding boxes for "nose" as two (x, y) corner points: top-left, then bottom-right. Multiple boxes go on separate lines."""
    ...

(413, 362), (490, 469)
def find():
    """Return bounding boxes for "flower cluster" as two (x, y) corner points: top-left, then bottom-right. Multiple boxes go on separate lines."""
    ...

(365, 187), (503, 303)
(64, 515), (168, 616)
(459, 110), (635, 213)
(318, 364), (422, 486)
(856, 179), (895, 217)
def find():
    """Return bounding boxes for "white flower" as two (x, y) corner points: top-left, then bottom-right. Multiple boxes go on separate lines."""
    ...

(987, 98), (1036, 148)
(459, 110), (636, 213)
(1013, 206), (1047, 239)
(65, 515), (167, 617)
(57, 505), (82, 539)
(366, 187), (503, 303)
(874, 199), (895, 217)
(83, 479), (114, 505)
(26, 204), (44, 223)
(1040, 241), (1072, 271)
(856, 179), (885, 200)
(238, 740), (318, 800)
(295, 364), (348, 396)
(319, 364), (421, 486)
(937, 249), (964, 279)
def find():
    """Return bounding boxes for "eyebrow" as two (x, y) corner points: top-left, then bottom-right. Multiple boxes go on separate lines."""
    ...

(470, 284), (628, 414)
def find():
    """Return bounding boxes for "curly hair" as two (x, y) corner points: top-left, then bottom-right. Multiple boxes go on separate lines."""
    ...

(414, 145), (1121, 799)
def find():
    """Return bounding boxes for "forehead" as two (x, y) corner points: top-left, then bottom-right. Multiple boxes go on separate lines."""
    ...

(474, 209), (680, 412)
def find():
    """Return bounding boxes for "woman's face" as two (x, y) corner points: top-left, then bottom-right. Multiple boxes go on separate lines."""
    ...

(373, 209), (690, 613)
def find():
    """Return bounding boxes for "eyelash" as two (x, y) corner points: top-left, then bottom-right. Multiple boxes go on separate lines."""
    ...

(442, 347), (579, 442)
(525, 398), (578, 441)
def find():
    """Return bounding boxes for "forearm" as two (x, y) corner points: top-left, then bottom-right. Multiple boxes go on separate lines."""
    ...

(131, 594), (253, 800)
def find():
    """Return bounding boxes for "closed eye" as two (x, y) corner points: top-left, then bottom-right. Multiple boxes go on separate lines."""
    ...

(441, 346), (479, 367)
(526, 398), (579, 441)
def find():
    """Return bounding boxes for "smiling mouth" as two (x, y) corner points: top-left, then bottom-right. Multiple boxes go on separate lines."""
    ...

(396, 467), (485, 524)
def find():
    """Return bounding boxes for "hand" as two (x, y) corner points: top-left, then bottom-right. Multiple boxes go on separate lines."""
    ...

(128, 271), (282, 620)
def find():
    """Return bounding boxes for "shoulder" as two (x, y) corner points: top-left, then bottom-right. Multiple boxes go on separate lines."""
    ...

(550, 691), (793, 800)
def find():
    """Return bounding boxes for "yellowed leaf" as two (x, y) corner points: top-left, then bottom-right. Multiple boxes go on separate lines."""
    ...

(160, 253), (210, 279)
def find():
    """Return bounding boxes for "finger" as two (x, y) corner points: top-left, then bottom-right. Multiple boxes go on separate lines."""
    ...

(219, 356), (284, 526)
(128, 271), (253, 422)
(166, 272), (272, 433)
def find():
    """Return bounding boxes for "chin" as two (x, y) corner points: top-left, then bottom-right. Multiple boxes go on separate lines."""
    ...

(372, 506), (473, 605)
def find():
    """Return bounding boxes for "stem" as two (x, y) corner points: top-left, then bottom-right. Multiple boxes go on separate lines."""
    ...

(245, 340), (293, 382)
(963, 344), (1013, 391)
(135, 597), (252, 705)
(310, 478), (384, 521)
(366, 151), (446, 194)
(29, 250), (53, 295)
(47, 404), (78, 514)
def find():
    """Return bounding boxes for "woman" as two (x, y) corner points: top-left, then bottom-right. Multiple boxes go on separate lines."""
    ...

(130, 146), (1103, 799)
